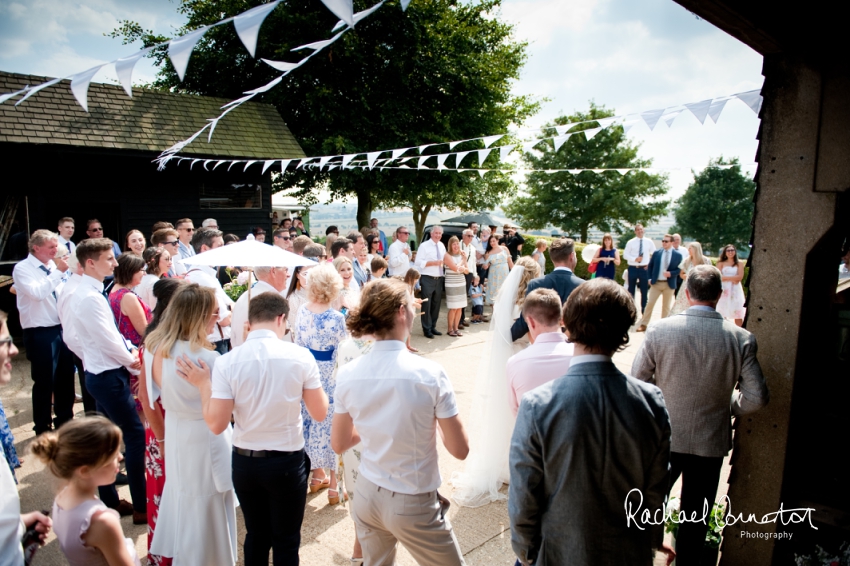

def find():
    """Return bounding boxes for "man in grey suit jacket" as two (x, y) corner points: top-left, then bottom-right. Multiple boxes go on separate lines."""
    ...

(510, 238), (584, 341)
(510, 278), (675, 566)
(632, 265), (769, 565)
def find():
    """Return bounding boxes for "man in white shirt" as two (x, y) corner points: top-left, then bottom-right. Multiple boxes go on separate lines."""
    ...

(12, 229), (75, 435)
(415, 225), (447, 338)
(476, 225), (490, 282)
(175, 217), (196, 260)
(56, 216), (76, 254)
(623, 223), (656, 315)
(229, 265), (288, 348)
(387, 226), (412, 277)
(332, 279), (469, 566)
(506, 289), (574, 417)
(185, 228), (233, 354)
(56, 255), (96, 414)
(69, 238), (146, 521)
(177, 293), (328, 565)
(459, 229), (478, 328)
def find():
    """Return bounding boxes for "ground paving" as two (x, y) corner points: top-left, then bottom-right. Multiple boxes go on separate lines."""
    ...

(2, 288), (726, 565)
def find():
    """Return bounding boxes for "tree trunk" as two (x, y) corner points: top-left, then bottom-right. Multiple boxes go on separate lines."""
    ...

(411, 197), (432, 249)
(580, 224), (589, 243)
(355, 189), (373, 231)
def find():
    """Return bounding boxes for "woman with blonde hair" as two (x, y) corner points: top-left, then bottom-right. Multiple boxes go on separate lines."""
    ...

(671, 241), (713, 315)
(333, 255), (361, 311)
(443, 236), (469, 337)
(531, 239), (548, 274)
(144, 283), (237, 565)
(294, 263), (348, 505)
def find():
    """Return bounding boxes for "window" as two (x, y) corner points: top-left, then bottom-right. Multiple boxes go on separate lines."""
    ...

(199, 183), (262, 209)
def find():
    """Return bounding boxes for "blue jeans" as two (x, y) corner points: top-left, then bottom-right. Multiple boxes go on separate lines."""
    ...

(85, 367), (146, 513)
(232, 449), (310, 566)
(628, 266), (650, 312)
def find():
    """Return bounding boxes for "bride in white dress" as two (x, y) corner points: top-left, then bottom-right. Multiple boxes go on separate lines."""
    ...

(451, 257), (540, 508)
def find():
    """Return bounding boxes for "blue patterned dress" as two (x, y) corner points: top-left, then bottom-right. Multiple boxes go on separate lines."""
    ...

(0, 400), (21, 482)
(295, 305), (348, 470)
(485, 249), (509, 306)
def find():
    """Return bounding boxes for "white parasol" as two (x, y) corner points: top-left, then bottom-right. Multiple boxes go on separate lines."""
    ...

(181, 234), (315, 269)
(581, 244), (600, 264)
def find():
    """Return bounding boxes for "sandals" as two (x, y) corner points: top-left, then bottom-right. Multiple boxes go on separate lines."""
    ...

(328, 488), (348, 505)
(447, 330), (463, 337)
(309, 476), (330, 493)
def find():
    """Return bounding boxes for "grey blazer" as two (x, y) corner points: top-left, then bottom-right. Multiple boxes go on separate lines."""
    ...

(631, 307), (769, 458)
(509, 361), (671, 566)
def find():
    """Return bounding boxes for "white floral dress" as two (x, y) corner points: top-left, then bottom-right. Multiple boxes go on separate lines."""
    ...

(716, 264), (746, 320)
(295, 305), (348, 469)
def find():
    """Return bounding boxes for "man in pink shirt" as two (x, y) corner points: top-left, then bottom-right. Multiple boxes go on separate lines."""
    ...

(507, 289), (574, 416)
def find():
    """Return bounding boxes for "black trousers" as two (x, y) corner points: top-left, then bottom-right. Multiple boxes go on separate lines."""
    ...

(628, 266), (650, 312)
(669, 452), (724, 566)
(460, 272), (473, 323)
(72, 352), (96, 415)
(419, 275), (443, 333)
(232, 449), (310, 566)
(22, 325), (75, 434)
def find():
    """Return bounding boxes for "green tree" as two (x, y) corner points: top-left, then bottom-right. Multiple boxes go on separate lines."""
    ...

(669, 157), (755, 255)
(112, 0), (536, 228)
(504, 104), (669, 243)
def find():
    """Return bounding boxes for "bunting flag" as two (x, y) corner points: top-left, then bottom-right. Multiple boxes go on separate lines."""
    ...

(0, 0), (363, 113)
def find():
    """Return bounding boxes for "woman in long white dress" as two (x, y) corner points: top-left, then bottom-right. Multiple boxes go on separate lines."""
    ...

(145, 283), (237, 566)
(716, 244), (746, 325)
(450, 256), (540, 508)
(671, 241), (713, 315)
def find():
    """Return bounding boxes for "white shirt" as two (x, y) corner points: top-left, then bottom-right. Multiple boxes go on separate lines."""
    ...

(211, 329), (321, 451)
(69, 275), (137, 374)
(840, 264), (850, 280)
(387, 239), (411, 276)
(12, 254), (63, 328)
(0, 460), (24, 566)
(185, 265), (233, 343)
(57, 236), (76, 254)
(460, 241), (477, 273)
(229, 281), (283, 348)
(623, 237), (655, 267)
(415, 238), (446, 278)
(335, 340), (459, 494)
(136, 274), (160, 310)
(57, 273), (84, 359)
(506, 332), (574, 417)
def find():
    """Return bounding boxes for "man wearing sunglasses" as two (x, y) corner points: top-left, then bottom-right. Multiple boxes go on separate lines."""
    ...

(273, 228), (294, 253)
(387, 226), (412, 277)
(86, 218), (122, 258)
(175, 218), (196, 260)
(151, 228), (187, 276)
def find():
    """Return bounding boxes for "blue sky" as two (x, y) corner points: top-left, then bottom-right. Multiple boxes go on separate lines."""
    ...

(0, 0), (763, 198)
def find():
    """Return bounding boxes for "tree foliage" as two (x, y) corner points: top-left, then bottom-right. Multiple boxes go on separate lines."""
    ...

(111, 0), (537, 231)
(669, 157), (755, 255)
(504, 104), (669, 243)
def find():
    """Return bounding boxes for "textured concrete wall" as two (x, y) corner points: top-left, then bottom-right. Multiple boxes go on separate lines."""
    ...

(720, 56), (840, 565)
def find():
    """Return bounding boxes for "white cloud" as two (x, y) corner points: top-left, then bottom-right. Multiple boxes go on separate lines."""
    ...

(501, 0), (598, 46)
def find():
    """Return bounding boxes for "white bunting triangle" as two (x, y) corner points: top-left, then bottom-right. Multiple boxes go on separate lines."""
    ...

(500, 145), (513, 161)
(366, 151), (381, 169)
(641, 108), (665, 131)
(684, 99), (712, 124)
(392, 148), (411, 160)
(69, 65), (103, 112)
(477, 169), (488, 178)
(707, 97), (729, 123)
(477, 148), (492, 166)
(661, 108), (684, 128)
(233, 1), (281, 57)
(448, 140), (463, 150)
(261, 160), (276, 174)
(735, 90), (762, 115)
(398, 157), (414, 164)
(15, 78), (60, 106)
(522, 141), (539, 153)
(455, 151), (471, 167)
(418, 144), (432, 154)
(0, 87), (28, 105)
(115, 51), (147, 97)
(621, 117), (641, 134)
(616, 169), (630, 176)
(168, 26), (209, 81)
(280, 159), (293, 171)
(332, 1), (384, 31)
(227, 161), (243, 171)
(190, 159), (201, 170)
(555, 124), (574, 136)
(597, 117), (616, 129)
(418, 155), (433, 168)
(244, 160), (259, 171)
(482, 134), (504, 147)
(553, 134), (571, 151)
(341, 154), (357, 169)
(321, 0), (354, 28)
(291, 31), (343, 52)
(400, 0), (412, 10)
(318, 156), (334, 169)
(214, 160), (227, 170)
(583, 128), (601, 141)
(436, 154), (450, 169)
(261, 59), (299, 73)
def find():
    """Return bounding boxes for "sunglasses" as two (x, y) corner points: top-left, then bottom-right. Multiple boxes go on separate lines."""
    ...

(164, 241), (180, 246)
(180, 227), (195, 232)
(89, 227), (104, 232)
(662, 240), (671, 243)
(279, 236), (291, 241)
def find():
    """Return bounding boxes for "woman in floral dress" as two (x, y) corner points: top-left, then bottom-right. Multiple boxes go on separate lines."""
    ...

(295, 264), (348, 505)
(483, 234), (513, 308)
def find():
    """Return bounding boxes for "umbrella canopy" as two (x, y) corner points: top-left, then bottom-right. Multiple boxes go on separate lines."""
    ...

(181, 235), (315, 268)
(440, 212), (513, 228)
(581, 244), (601, 264)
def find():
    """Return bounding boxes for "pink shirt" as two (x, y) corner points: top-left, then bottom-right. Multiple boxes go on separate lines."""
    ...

(506, 332), (574, 416)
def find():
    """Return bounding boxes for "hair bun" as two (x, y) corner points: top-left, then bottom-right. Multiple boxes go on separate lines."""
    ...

(31, 433), (60, 462)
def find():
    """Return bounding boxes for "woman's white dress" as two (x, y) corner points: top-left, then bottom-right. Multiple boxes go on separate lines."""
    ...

(670, 257), (713, 315)
(136, 274), (160, 310)
(451, 264), (527, 507)
(716, 264), (746, 320)
(148, 343), (237, 566)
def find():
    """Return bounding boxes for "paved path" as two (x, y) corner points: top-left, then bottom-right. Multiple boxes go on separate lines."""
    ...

(2, 288), (724, 565)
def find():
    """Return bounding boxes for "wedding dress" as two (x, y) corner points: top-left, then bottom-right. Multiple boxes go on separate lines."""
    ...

(451, 265), (527, 508)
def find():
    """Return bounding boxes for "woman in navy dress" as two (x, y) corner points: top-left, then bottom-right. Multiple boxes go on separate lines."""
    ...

(591, 233), (620, 279)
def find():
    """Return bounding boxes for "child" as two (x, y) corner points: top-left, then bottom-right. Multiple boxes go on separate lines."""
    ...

(403, 268), (423, 352)
(470, 275), (485, 323)
(370, 256), (388, 280)
(31, 417), (140, 566)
